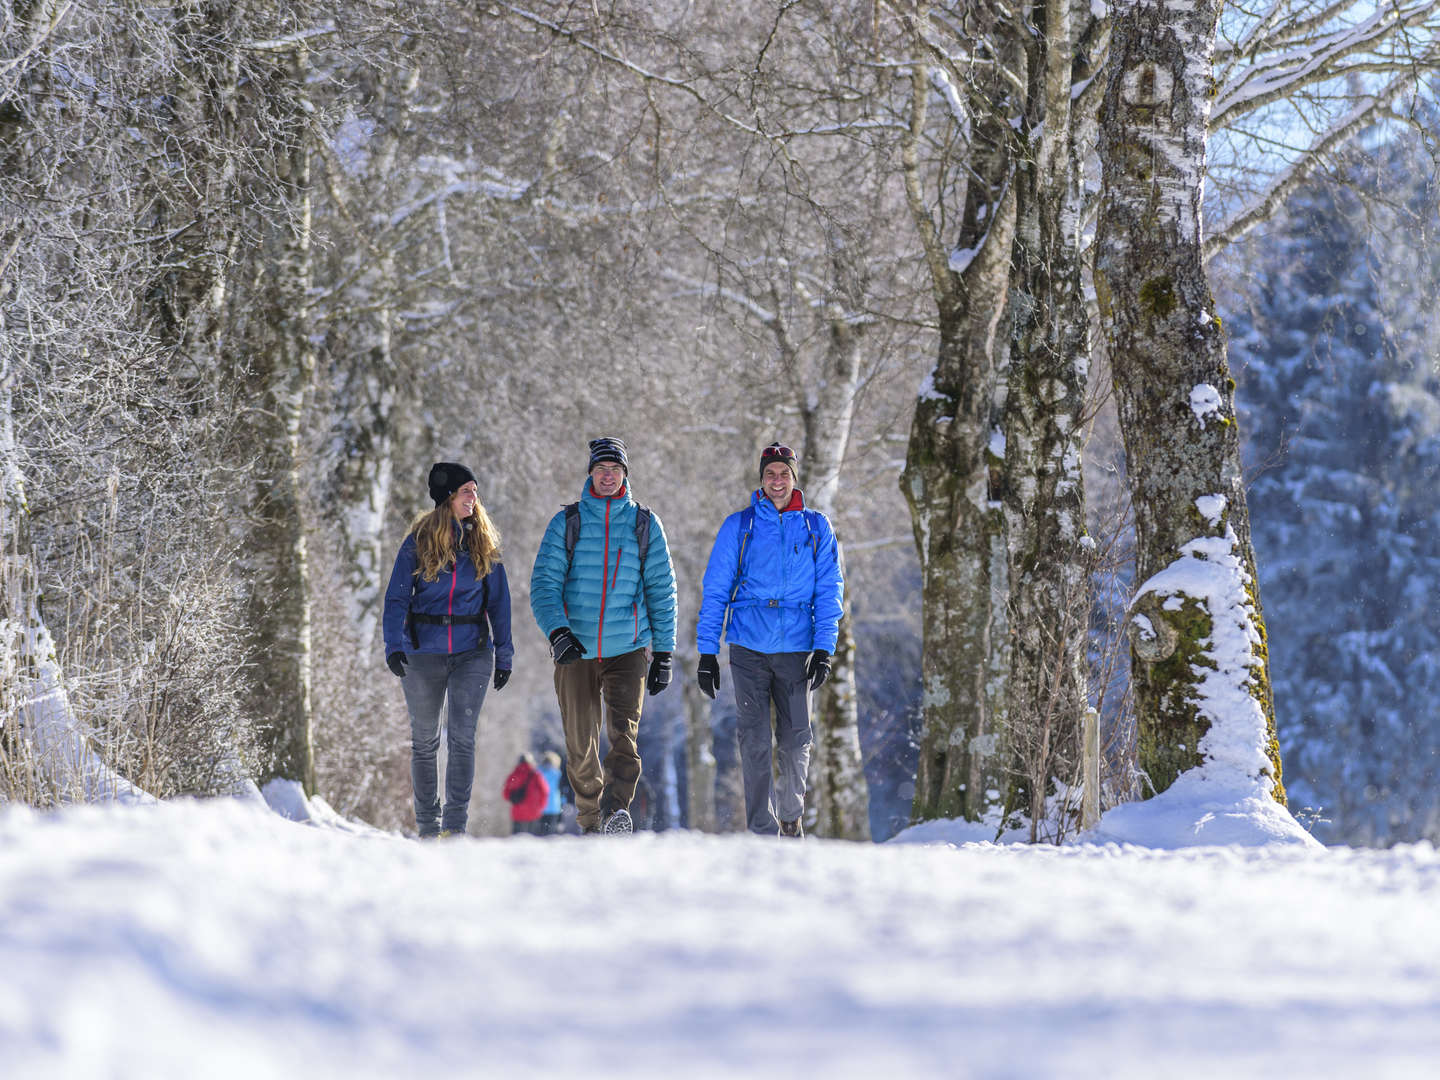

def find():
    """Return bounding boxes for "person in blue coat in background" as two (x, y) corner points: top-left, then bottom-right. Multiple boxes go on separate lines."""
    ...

(530, 437), (677, 835)
(695, 442), (844, 838)
(383, 462), (513, 838)
(537, 750), (564, 835)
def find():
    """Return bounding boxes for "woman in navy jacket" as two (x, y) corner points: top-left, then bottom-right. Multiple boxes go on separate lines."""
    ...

(383, 462), (513, 838)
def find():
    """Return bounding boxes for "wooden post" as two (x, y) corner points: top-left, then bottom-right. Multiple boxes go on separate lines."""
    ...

(1082, 707), (1100, 830)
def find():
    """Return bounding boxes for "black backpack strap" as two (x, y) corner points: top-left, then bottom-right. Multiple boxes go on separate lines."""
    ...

(633, 505), (652, 577)
(563, 503), (581, 572)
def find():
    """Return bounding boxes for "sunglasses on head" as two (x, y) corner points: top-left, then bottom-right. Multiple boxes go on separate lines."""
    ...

(762, 445), (794, 460)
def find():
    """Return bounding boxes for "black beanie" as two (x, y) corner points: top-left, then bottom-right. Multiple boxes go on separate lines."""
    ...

(588, 437), (629, 473)
(759, 442), (798, 482)
(428, 461), (477, 506)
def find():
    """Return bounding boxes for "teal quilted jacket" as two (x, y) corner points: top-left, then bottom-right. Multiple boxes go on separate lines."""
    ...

(529, 479), (677, 659)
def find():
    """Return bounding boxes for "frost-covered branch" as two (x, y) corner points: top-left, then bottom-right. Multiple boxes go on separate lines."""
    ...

(1211, 1), (1440, 130)
(1207, 81), (1412, 255)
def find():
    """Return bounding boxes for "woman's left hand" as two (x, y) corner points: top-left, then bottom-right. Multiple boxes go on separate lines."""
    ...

(493, 668), (511, 691)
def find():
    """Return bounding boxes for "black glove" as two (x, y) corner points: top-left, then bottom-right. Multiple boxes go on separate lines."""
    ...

(697, 654), (720, 699)
(806, 650), (831, 691)
(549, 626), (586, 665)
(647, 651), (673, 696)
(507, 786), (525, 805)
(493, 668), (511, 691)
(386, 651), (408, 678)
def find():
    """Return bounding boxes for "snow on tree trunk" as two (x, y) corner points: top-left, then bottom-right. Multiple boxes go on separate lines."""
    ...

(802, 311), (870, 841)
(247, 45), (318, 795)
(1000, 0), (1094, 839)
(900, 63), (1018, 825)
(1094, 0), (1285, 802)
(317, 54), (426, 657)
(1, 369), (153, 805)
(324, 276), (397, 655)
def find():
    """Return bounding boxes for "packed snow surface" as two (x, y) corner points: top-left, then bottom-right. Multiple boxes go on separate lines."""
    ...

(3, 798), (1438, 1079)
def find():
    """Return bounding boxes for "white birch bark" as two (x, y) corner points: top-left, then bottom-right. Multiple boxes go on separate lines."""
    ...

(802, 307), (871, 841)
(999, 0), (1095, 839)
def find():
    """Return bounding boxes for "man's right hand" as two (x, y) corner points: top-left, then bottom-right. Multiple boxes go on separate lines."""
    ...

(386, 651), (408, 678)
(549, 626), (586, 665)
(697, 653), (720, 699)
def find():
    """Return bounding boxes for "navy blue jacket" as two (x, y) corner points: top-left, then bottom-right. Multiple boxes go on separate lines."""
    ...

(382, 523), (514, 668)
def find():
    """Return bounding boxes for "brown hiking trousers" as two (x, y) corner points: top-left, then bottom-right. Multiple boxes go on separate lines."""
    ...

(554, 648), (647, 829)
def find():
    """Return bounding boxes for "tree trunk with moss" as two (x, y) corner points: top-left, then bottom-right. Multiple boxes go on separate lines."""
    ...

(1094, 0), (1284, 801)
(898, 52), (1019, 825)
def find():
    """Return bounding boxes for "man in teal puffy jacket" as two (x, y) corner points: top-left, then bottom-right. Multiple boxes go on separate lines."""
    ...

(694, 442), (844, 838)
(530, 437), (677, 835)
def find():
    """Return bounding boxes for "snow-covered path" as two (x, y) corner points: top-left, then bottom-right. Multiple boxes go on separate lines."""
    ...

(2, 800), (1437, 1079)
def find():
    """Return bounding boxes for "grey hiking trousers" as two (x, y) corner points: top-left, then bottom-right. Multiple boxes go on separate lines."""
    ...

(400, 645), (493, 836)
(729, 644), (813, 835)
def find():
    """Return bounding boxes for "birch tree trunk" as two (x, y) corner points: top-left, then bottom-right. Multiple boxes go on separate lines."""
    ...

(801, 300), (871, 840)
(247, 44), (319, 794)
(1094, 0), (1284, 801)
(1000, 0), (1094, 839)
(899, 60), (1018, 825)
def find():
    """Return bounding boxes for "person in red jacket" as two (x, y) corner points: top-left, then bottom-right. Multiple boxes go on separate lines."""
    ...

(503, 753), (551, 835)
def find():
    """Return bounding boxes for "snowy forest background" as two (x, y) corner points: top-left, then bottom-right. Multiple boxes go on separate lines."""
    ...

(5, 0), (1440, 848)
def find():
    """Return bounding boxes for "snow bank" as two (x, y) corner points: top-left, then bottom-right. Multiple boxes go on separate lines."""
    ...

(3, 799), (1435, 1079)
(1080, 770), (1321, 848)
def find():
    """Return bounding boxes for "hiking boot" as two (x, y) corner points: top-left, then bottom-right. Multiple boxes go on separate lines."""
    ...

(602, 808), (633, 835)
(581, 823), (602, 835)
(779, 818), (804, 839)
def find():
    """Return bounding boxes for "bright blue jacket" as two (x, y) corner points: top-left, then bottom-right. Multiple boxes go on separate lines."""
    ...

(529, 479), (677, 659)
(539, 763), (563, 815)
(696, 490), (844, 655)
(381, 523), (514, 668)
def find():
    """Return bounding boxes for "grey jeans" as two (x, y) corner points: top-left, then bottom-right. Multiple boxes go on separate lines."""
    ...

(400, 646), (493, 836)
(729, 644), (812, 835)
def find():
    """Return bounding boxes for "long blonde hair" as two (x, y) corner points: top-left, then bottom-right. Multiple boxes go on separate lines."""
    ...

(408, 501), (502, 581)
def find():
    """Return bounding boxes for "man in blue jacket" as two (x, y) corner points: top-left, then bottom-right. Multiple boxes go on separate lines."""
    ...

(695, 442), (844, 838)
(530, 437), (678, 835)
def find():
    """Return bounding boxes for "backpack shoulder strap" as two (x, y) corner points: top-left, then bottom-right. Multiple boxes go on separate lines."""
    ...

(802, 509), (820, 555)
(729, 506), (756, 603)
(563, 503), (581, 571)
(633, 504), (652, 576)
(721, 507), (756, 639)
